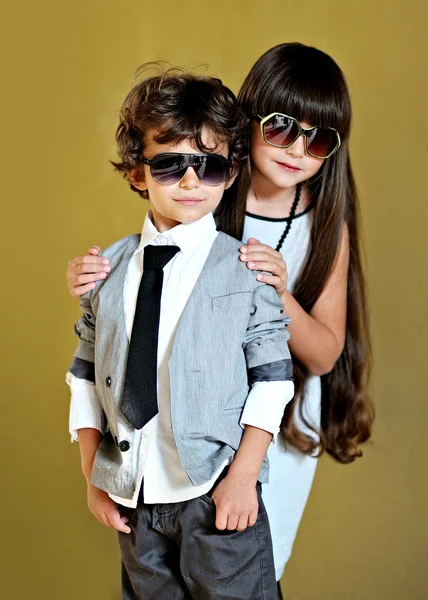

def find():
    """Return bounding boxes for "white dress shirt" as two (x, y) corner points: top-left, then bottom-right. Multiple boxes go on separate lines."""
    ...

(67, 212), (294, 507)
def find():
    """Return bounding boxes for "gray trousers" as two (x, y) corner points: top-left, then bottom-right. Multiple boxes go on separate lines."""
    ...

(118, 480), (277, 600)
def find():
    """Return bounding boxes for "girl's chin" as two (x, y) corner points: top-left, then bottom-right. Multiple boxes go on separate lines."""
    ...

(266, 173), (304, 189)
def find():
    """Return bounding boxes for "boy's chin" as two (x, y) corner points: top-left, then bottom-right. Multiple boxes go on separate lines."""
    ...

(173, 208), (213, 224)
(150, 207), (212, 232)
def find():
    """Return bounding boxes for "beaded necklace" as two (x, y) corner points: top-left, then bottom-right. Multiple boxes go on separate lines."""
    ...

(275, 183), (302, 252)
(251, 183), (302, 252)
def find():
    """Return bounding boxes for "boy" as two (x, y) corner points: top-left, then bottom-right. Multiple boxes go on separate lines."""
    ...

(67, 67), (294, 600)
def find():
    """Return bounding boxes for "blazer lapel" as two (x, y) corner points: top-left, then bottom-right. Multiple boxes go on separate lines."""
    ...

(97, 238), (139, 403)
(169, 233), (225, 368)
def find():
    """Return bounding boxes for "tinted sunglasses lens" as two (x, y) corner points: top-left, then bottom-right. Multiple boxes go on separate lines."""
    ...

(306, 128), (338, 158)
(193, 155), (229, 186)
(262, 114), (299, 147)
(150, 154), (187, 184)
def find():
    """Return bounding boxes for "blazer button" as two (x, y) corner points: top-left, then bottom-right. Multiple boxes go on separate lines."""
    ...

(119, 440), (130, 452)
(106, 376), (111, 387)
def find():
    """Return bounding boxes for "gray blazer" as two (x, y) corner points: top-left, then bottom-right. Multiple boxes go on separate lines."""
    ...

(70, 232), (293, 499)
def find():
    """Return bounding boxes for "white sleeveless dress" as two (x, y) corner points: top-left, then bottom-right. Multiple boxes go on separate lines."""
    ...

(243, 207), (321, 580)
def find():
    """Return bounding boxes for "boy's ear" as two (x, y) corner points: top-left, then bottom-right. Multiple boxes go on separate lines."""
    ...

(128, 168), (147, 192)
(224, 164), (240, 190)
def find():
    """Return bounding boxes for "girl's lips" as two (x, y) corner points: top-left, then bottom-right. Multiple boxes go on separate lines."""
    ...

(276, 161), (301, 172)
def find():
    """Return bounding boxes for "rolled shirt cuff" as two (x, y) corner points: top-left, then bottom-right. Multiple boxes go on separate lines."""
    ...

(240, 380), (295, 439)
(66, 371), (104, 441)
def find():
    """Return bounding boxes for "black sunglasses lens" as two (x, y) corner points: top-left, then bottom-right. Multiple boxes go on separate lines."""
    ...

(193, 155), (229, 186)
(149, 154), (229, 186)
(150, 154), (187, 184)
(306, 128), (338, 158)
(263, 114), (299, 147)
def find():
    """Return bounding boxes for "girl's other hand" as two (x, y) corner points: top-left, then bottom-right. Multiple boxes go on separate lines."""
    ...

(67, 246), (111, 298)
(239, 238), (288, 296)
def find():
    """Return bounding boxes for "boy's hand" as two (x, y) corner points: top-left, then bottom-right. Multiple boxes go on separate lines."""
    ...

(239, 237), (288, 295)
(211, 474), (259, 531)
(87, 483), (131, 534)
(67, 246), (111, 298)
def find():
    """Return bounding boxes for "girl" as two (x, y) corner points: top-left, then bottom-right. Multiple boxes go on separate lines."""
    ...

(66, 43), (373, 595)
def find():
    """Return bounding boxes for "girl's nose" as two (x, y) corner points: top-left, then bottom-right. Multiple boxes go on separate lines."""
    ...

(179, 166), (200, 189)
(285, 134), (306, 158)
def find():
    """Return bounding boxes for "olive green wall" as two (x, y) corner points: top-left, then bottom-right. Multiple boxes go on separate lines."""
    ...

(1, 1), (427, 598)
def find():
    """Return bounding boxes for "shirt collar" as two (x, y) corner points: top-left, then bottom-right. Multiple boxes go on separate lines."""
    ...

(134, 211), (217, 257)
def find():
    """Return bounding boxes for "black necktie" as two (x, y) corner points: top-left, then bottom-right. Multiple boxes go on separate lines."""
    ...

(121, 244), (180, 429)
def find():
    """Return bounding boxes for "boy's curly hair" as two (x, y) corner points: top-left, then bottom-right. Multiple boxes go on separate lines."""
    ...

(112, 64), (249, 198)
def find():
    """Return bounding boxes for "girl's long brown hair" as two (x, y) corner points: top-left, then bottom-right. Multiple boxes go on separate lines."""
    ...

(216, 43), (374, 463)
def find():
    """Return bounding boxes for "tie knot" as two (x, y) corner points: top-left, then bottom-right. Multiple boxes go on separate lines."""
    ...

(143, 245), (180, 270)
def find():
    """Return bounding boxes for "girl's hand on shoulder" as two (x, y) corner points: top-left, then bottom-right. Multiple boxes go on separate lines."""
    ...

(67, 246), (111, 298)
(239, 237), (288, 296)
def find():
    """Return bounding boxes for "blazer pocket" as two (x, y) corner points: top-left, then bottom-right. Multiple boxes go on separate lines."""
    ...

(212, 291), (253, 309)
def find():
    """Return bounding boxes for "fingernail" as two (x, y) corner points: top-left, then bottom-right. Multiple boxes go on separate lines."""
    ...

(105, 266), (111, 272)
(240, 254), (248, 261)
(257, 274), (263, 280)
(102, 258), (109, 264)
(240, 247), (247, 253)
(248, 262), (255, 268)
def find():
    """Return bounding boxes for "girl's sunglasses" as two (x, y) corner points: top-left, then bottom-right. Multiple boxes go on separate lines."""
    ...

(141, 153), (231, 186)
(255, 113), (341, 159)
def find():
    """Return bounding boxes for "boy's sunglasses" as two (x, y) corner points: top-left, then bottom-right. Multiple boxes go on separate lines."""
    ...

(141, 153), (231, 186)
(255, 113), (341, 159)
